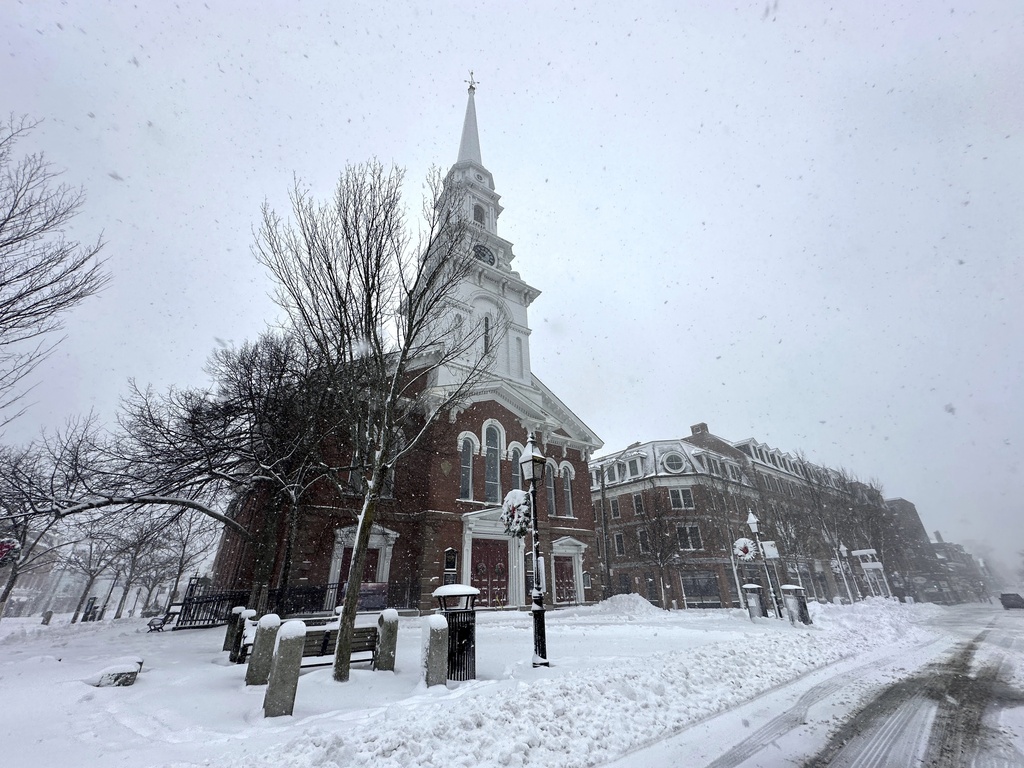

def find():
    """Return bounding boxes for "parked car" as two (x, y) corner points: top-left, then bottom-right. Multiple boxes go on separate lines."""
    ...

(999, 593), (1024, 609)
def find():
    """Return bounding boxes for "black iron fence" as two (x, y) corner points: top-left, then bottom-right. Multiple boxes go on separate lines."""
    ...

(176, 578), (418, 629)
(174, 580), (249, 630)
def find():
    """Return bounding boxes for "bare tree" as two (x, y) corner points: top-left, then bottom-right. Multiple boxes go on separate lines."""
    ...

(61, 514), (125, 623)
(160, 508), (220, 610)
(109, 509), (167, 619)
(1, 413), (248, 536)
(0, 117), (108, 424)
(254, 161), (498, 682)
(118, 331), (329, 584)
(629, 484), (683, 608)
(698, 464), (758, 608)
(0, 444), (64, 620)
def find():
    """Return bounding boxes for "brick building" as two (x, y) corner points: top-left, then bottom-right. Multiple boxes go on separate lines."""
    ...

(590, 422), (954, 609)
(212, 84), (603, 612)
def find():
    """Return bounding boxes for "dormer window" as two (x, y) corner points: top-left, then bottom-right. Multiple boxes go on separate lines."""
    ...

(663, 452), (685, 473)
(473, 204), (485, 224)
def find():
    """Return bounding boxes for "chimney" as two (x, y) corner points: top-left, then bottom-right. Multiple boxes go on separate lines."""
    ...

(934, 530), (944, 543)
(690, 422), (709, 436)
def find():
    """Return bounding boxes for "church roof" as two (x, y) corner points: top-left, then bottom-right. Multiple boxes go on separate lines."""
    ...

(457, 373), (603, 456)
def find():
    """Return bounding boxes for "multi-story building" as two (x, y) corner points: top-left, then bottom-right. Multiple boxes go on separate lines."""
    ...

(591, 422), (950, 608)
(932, 531), (991, 604)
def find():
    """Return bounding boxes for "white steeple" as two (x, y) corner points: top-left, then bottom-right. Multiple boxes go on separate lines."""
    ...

(443, 77), (540, 386)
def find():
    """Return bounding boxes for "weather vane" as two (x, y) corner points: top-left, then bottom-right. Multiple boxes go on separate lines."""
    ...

(466, 70), (478, 92)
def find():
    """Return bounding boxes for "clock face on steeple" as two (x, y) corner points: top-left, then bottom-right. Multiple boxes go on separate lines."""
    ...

(473, 244), (495, 266)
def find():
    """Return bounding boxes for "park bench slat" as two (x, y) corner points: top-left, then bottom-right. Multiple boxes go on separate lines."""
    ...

(241, 623), (379, 668)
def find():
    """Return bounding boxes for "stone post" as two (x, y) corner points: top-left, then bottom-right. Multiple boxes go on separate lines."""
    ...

(229, 609), (257, 663)
(41, 610), (53, 626)
(375, 609), (399, 672)
(263, 620), (306, 718)
(244, 613), (281, 686)
(223, 605), (246, 651)
(422, 614), (448, 687)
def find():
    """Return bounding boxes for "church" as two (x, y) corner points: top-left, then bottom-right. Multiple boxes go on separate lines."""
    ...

(211, 83), (604, 613)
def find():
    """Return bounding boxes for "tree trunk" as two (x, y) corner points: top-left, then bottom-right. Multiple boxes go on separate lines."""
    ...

(657, 565), (668, 609)
(71, 575), (97, 623)
(142, 583), (157, 613)
(277, 497), (300, 591)
(333, 488), (381, 682)
(0, 558), (22, 624)
(98, 572), (120, 620)
(114, 575), (135, 619)
(251, 503), (282, 587)
(114, 558), (139, 619)
(165, 550), (190, 613)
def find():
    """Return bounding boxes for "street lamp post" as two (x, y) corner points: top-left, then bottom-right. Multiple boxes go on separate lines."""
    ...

(519, 433), (549, 667)
(746, 511), (782, 619)
(835, 543), (855, 603)
(839, 544), (863, 600)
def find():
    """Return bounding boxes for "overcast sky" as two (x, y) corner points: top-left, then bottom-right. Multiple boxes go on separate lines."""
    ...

(4, 1), (1023, 573)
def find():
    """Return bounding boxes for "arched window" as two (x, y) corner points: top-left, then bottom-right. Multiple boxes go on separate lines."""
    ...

(460, 438), (473, 499)
(484, 426), (500, 503)
(545, 466), (557, 516)
(562, 467), (573, 517)
(510, 448), (522, 491)
(473, 204), (485, 224)
(483, 315), (491, 354)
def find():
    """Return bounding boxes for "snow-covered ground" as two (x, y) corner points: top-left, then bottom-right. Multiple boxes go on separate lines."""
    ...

(0, 597), (1015, 767)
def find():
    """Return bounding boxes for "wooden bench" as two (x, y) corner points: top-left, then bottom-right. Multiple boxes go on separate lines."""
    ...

(146, 604), (181, 632)
(238, 624), (378, 668)
(300, 626), (378, 667)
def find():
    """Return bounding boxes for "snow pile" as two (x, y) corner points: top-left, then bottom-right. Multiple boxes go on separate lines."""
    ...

(565, 592), (667, 620)
(219, 599), (934, 768)
(0, 599), (966, 768)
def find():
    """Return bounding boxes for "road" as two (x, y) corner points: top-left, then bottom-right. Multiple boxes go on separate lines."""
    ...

(605, 605), (1024, 767)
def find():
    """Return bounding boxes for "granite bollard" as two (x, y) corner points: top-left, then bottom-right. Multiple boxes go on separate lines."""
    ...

(263, 620), (306, 718)
(223, 605), (246, 652)
(229, 609), (257, 662)
(244, 613), (281, 686)
(375, 609), (399, 672)
(422, 614), (448, 687)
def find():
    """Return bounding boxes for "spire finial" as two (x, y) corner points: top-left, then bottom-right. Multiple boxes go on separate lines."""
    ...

(465, 70), (478, 93)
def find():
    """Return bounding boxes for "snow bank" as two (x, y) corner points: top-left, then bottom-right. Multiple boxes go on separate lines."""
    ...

(569, 593), (666, 620)
(0, 599), (967, 768)
(220, 599), (935, 768)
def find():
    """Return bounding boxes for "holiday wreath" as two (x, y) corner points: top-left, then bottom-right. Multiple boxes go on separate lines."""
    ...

(733, 537), (758, 562)
(500, 489), (531, 538)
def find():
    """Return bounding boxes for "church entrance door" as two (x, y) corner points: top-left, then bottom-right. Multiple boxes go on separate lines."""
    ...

(554, 556), (577, 604)
(339, 547), (380, 583)
(470, 539), (508, 607)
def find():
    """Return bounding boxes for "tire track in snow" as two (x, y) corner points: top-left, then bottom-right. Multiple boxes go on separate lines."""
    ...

(703, 640), (943, 768)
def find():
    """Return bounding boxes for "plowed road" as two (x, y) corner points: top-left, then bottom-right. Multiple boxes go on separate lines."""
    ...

(606, 605), (1024, 767)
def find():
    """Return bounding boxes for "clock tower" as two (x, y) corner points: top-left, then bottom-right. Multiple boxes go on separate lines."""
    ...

(444, 78), (541, 386)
